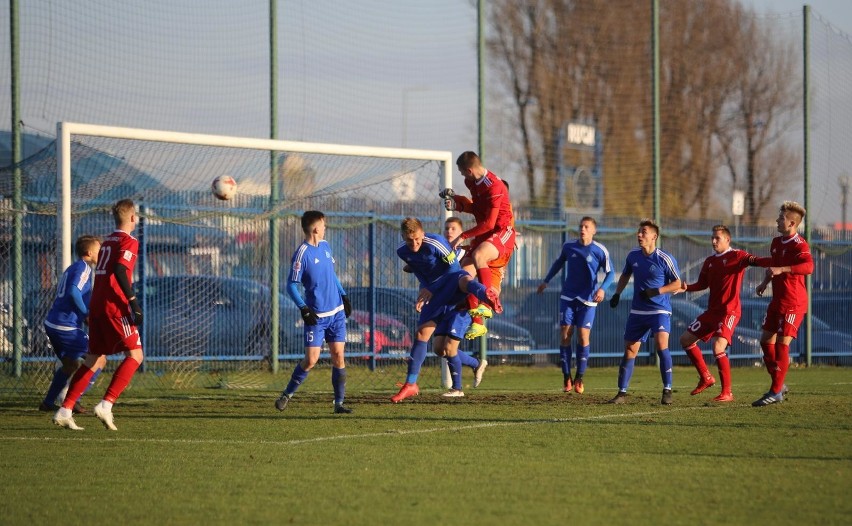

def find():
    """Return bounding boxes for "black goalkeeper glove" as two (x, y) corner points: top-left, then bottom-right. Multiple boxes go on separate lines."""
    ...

(609, 293), (620, 308)
(342, 295), (352, 318)
(640, 288), (660, 300)
(300, 305), (319, 326)
(438, 188), (455, 199)
(129, 298), (143, 327)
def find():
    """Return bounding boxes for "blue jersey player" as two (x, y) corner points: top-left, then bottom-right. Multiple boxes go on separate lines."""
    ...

(275, 211), (353, 415)
(537, 217), (614, 394)
(39, 235), (102, 413)
(391, 217), (497, 403)
(608, 219), (682, 405)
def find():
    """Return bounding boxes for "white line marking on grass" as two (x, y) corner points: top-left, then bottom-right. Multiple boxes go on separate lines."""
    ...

(1, 406), (717, 447)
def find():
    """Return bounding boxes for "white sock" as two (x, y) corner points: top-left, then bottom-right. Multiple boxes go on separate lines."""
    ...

(99, 400), (114, 411)
(57, 407), (72, 418)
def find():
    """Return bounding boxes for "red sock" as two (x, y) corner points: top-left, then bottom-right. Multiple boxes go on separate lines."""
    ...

(771, 343), (790, 394)
(466, 293), (479, 310)
(684, 343), (710, 379)
(472, 315), (483, 325)
(761, 341), (776, 382)
(61, 365), (96, 410)
(716, 353), (731, 394)
(103, 357), (141, 404)
(476, 268), (493, 290)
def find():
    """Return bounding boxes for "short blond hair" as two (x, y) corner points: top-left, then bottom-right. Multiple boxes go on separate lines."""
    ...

(111, 199), (135, 226)
(781, 201), (806, 226)
(400, 217), (424, 236)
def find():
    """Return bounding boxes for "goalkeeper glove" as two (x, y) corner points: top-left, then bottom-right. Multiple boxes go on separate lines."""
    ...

(443, 198), (455, 211)
(342, 295), (352, 318)
(300, 305), (319, 326)
(438, 188), (455, 199)
(609, 293), (620, 308)
(640, 288), (660, 300)
(129, 298), (143, 326)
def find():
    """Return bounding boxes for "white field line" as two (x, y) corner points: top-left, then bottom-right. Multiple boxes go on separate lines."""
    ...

(1, 406), (718, 447)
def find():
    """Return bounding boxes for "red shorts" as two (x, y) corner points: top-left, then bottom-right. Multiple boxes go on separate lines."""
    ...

(89, 315), (142, 355)
(761, 308), (805, 338)
(470, 226), (516, 260)
(687, 311), (739, 344)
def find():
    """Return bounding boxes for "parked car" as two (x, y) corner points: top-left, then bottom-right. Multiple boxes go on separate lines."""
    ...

(141, 275), (305, 359)
(671, 297), (852, 362)
(347, 309), (412, 357)
(514, 283), (631, 351)
(346, 286), (536, 362)
(142, 275), (413, 361)
(1, 301), (31, 358)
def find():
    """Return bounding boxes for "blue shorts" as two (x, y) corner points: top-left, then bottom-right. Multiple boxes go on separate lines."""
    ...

(419, 270), (469, 325)
(434, 308), (471, 340)
(623, 312), (671, 343)
(303, 310), (347, 348)
(44, 324), (88, 361)
(560, 299), (597, 329)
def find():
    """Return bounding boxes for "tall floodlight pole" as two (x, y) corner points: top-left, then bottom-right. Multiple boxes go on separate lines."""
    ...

(477, 0), (487, 365)
(477, 0), (486, 159)
(651, 0), (661, 229)
(10, 0), (24, 377)
(269, 0), (281, 373)
(802, 5), (812, 366)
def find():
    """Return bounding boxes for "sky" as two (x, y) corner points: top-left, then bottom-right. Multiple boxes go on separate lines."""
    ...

(745, 0), (852, 34)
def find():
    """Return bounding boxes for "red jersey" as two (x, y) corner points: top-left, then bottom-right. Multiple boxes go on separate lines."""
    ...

(90, 229), (139, 318)
(686, 248), (752, 314)
(754, 233), (813, 311)
(459, 170), (513, 241)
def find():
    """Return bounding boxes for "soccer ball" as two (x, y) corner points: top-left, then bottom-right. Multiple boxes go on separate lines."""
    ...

(211, 175), (237, 200)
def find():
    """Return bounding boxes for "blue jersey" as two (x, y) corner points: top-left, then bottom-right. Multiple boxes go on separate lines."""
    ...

(397, 233), (461, 289)
(543, 240), (613, 306)
(288, 240), (344, 317)
(622, 247), (680, 314)
(45, 259), (92, 330)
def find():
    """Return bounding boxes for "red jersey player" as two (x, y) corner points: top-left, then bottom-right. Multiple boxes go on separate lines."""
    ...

(53, 199), (144, 431)
(676, 225), (758, 402)
(442, 151), (514, 339)
(750, 201), (814, 407)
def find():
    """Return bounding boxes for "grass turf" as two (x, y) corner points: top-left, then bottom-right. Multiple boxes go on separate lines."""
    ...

(1, 365), (850, 525)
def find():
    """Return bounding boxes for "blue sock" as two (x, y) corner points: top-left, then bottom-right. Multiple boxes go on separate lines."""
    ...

(466, 280), (487, 300)
(559, 345), (572, 376)
(331, 367), (346, 405)
(405, 340), (429, 384)
(82, 368), (102, 396)
(658, 349), (673, 389)
(618, 357), (635, 392)
(447, 354), (463, 390)
(576, 345), (590, 377)
(43, 367), (69, 406)
(284, 363), (309, 396)
(457, 350), (480, 370)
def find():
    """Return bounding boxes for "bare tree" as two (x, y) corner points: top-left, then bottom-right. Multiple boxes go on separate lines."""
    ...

(486, 0), (801, 223)
(715, 13), (801, 225)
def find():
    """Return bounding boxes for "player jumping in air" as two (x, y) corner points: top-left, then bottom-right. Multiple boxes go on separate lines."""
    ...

(441, 151), (514, 339)
(391, 217), (498, 403)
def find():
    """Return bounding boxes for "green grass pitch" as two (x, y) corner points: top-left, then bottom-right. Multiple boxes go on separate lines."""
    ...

(1, 365), (850, 526)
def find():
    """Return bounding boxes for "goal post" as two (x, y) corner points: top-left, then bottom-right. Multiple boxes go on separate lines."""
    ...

(55, 121), (454, 385)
